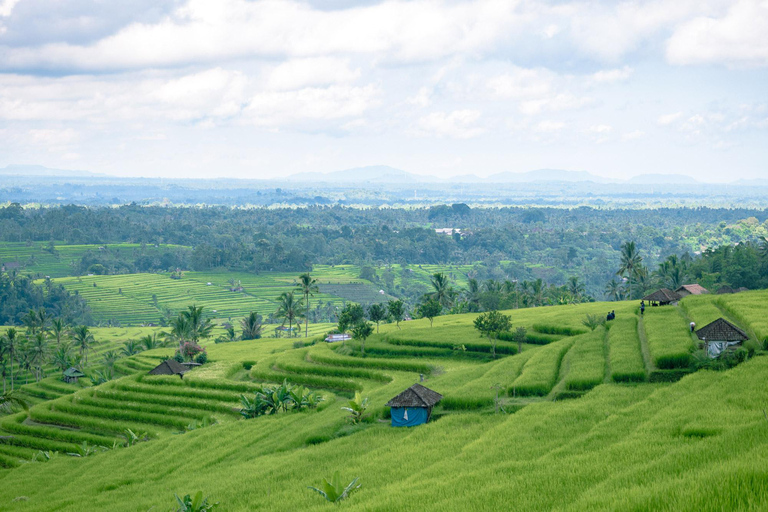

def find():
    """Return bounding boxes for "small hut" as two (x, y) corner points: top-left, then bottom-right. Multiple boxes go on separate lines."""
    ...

(324, 334), (351, 343)
(695, 318), (749, 358)
(62, 367), (85, 384)
(736, 287), (749, 293)
(716, 285), (734, 295)
(675, 284), (709, 297)
(642, 288), (682, 306)
(148, 359), (188, 378)
(385, 383), (442, 427)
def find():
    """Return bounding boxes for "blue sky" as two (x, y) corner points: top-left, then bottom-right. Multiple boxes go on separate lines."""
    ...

(0, 0), (766, 182)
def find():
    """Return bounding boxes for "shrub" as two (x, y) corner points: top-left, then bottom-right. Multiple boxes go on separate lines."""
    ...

(308, 471), (361, 503)
(174, 491), (218, 512)
(195, 351), (208, 365)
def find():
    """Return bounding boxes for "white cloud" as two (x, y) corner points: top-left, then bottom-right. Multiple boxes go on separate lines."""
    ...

(486, 67), (554, 99)
(407, 86), (432, 108)
(0, 0), (20, 17)
(658, 112), (683, 125)
(622, 130), (645, 140)
(519, 93), (593, 115)
(415, 110), (485, 139)
(588, 66), (634, 84)
(667, 0), (768, 67)
(589, 124), (613, 133)
(265, 58), (360, 91)
(535, 120), (565, 132)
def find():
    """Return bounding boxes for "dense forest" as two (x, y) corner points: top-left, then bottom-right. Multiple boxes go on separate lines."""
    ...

(1, 203), (767, 300)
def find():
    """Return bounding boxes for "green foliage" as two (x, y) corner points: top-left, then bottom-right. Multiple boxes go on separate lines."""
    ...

(175, 491), (218, 512)
(643, 308), (693, 369)
(416, 298), (442, 327)
(338, 303), (365, 333)
(239, 381), (322, 419)
(473, 310), (513, 358)
(581, 314), (604, 331)
(564, 330), (605, 391)
(341, 392), (369, 424)
(608, 317), (646, 382)
(387, 299), (406, 329)
(308, 471), (361, 503)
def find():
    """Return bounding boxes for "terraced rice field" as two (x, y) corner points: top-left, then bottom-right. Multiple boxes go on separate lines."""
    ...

(1, 293), (767, 511)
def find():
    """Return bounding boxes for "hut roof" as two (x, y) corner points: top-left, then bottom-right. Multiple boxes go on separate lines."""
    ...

(716, 286), (734, 294)
(386, 383), (443, 408)
(696, 318), (749, 342)
(148, 359), (188, 376)
(642, 288), (682, 303)
(736, 287), (749, 293)
(63, 367), (85, 378)
(676, 284), (709, 295)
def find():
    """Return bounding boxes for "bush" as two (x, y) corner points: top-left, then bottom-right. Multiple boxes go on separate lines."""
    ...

(195, 351), (208, 365)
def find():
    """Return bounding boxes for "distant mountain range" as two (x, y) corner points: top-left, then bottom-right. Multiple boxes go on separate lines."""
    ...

(0, 164), (755, 186)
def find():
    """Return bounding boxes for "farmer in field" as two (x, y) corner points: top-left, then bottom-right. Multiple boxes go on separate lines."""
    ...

(690, 321), (696, 333)
(640, 301), (645, 315)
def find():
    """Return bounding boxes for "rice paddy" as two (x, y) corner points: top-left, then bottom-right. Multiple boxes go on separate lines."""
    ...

(1, 291), (767, 511)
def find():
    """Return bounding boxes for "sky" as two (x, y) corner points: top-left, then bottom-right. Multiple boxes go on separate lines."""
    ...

(0, 0), (766, 182)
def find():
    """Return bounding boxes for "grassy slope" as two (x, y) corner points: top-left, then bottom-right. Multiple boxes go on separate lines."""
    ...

(0, 294), (767, 510)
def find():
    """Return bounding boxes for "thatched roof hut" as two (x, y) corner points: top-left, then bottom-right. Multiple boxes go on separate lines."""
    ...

(148, 359), (188, 378)
(675, 284), (709, 296)
(62, 367), (85, 384)
(716, 285), (734, 295)
(696, 318), (749, 358)
(385, 383), (442, 427)
(642, 288), (681, 306)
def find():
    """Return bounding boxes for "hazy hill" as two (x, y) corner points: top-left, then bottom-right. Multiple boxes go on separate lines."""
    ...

(285, 165), (442, 184)
(627, 173), (699, 184)
(0, 164), (103, 178)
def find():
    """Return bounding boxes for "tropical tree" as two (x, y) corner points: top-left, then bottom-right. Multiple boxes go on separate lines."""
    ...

(530, 279), (546, 307)
(351, 321), (374, 356)
(367, 304), (387, 333)
(308, 471), (361, 504)
(71, 325), (95, 365)
(275, 291), (304, 337)
(463, 279), (482, 312)
(337, 303), (365, 333)
(36, 308), (51, 335)
(22, 309), (39, 335)
(1, 328), (19, 391)
(617, 241), (643, 300)
(121, 340), (143, 357)
(181, 305), (214, 343)
(51, 344), (74, 372)
(0, 390), (28, 413)
(50, 318), (67, 346)
(27, 333), (50, 382)
(604, 278), (622, 301)
(429, 272), (455, 309)
(512, 326), (528, 354)
(296, 272), (319, 338)
(416, 298), (441, 328)
(567, 276), (586, 302)
(387, 300), (405, 329)
(341, 392), (369, 424)
(139, 333), (164, 351)
(473, 310), (512, 358)
(101, 350), (120, 370)
(240, 312), (263, 340)
(164, 315), (191, 348)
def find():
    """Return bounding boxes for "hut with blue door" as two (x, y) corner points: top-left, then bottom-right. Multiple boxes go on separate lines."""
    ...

(385, 383), (442, 427)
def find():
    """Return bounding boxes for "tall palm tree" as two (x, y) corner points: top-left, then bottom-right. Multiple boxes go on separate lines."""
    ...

(27, 333), (49, 382)
(240, 312), (263, 340)
(2, 328), (20, 391)
(164, 314), (191, 348)
(50, 318), (66, 346)
(101, 350), (120, 370)
(531, 279), (545, 307)
(463, 278), (481, 312)
(121, 340), (143, 357)
(139, 333), (163, 351)
(617, 241), (643, 300)
(604, 278), (622, 301)
(181, 305), (214, 343)
(22, 309), (38, 335)
(430, 272), (454, 309)
(36, 308), (51, 335)
(275, 291), (304, 338)
(51, 344), (73, 373)
(71, 325), (95, 365)
(0, 391), (28, 413)
(296, 272), (319, 338)
(567, 277), (585, 302)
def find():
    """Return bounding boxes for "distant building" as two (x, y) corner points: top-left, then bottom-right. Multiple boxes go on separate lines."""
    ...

(695, 318), (749, 358)
(434, 228), (461, 236)
(62, 367), (85, 384)
(385, 383), (443, 427)
(0, 261), (20, 273)
(675, 284), (709, 297)
(148, 359), (188, 378)
(716, 286), (735, 295)
(324, 334), (351, 343)
(642, 288), (682, 306)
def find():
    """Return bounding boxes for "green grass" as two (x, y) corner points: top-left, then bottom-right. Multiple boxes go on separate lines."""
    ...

(608, 317), (646, 382)
(643, 307), (694, 369)
(1, 296), (768, 510)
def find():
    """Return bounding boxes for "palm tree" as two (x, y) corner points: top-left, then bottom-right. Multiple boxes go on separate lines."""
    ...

(121, 340), (143, 357)
(50, 318), (66, 346)
(0, 391), (28, 413)
(240, 312), (263, 340)
(181, 305), (214, 343)
(101, 350), (120, 370)
(27, 333), (50, 382)
(164, 314), (191, 348)
(36, 308), (51, 335)
(463, 278), (481, 312)
(604, 278), (622, 301)
(22, 309), (38, 335)
(71, 325), (95, 365)
(530, 279), (545, 307)
(296, 272), (319, 338)
(617, 241), (643, 300)
(275, 291), (304, 338)
(430, 272), (454, 309)
(51, 344), (74, 373)
(2, 328), (20, 391)
(139, 333), (163, 351)
(567, 276), (585, 302)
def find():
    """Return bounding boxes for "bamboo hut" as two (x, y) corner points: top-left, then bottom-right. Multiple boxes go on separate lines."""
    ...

(385, 383), (442, 427)
(695, 318), (749, 358)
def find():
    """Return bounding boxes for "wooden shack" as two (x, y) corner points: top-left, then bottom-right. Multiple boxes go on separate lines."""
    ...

(148, 359), (188, 379)
(695, 318), (749, 358)
(385, 383), (442, 427)
(642, 288), (682, 306)
(62, 367), (85, 384)
(675, 284), (709, 297)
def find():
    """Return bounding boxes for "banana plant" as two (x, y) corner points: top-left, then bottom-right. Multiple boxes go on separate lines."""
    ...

(308, 471), (361, 503)
(174, 491), (218, 512)
(341, 392), (369, 424)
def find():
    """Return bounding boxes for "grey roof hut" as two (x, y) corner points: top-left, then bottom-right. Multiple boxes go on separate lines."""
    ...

(148, 359), (188, 378)
(716, 285), (735, 295)
(696, 318), (749, 358)
(675, 284), (709, 297)
(62, 367), (85, 384)
(642, 288), (682, 306)
(386, 383), (443, 427)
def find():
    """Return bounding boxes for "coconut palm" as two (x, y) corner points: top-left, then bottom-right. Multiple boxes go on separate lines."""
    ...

(604, 278), (622, 301)
(51, 344), (74, 373)
(463, 279), (482, 312)
(617, 241), (642, 300)
(27, 333), (50, 382)
(22, 309), (39, 335)
(71, 325), (95, 365)
(567, 276), (585, 302)
(430, 272), (454, 309)
(36, 308), (51, 335)
(101, 350), (120, 370)
(139, 333), (163, 351)
(2, 328), (20, 391)
(275, 291), (304, 337)
(181, 305), (214, 343)
(164, 314), (192, 348)
(240, 312), (263, 340)
(50, 318), (66, 346)
(121, 340), (143, 357)
(0, 390), (28, 413)
(296, 272), (319, 338)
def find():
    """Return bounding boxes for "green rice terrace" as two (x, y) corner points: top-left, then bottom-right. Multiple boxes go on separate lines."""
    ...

(2, 290), (768, 511)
